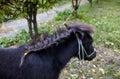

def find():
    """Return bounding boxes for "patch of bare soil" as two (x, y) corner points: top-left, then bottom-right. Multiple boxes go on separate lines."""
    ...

(60, 47), (120, 79)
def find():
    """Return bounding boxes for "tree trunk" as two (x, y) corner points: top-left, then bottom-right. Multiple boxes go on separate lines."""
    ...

(88, 0), (92, 7)
(26, 2), (39, 40)
(33, 8), (38, 40)
(72, 0), (80, 18)
(27, 17), (33, 39)
(26, 7), (34, 39)
(96, 0), (99, 3)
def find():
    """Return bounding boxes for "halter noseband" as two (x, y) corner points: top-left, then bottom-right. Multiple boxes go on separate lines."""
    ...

(75, 34), (95, 60)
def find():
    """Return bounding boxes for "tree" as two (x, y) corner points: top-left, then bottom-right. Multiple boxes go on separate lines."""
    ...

(71, 0), (81, 18)
(0, 0), (20, 22)
(0, 0), (61, 40)
(88, 0), (99, 7)
(71, 0), (99, 18)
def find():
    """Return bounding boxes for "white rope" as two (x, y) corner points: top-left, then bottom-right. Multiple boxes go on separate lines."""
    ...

(75, 33), (95, 73)
(75, 34), (95, 60)
(76, 34), (83, 65)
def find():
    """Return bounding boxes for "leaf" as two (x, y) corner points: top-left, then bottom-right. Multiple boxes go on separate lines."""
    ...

(91, 68), (96, 73)
(99, 68), (105, 74)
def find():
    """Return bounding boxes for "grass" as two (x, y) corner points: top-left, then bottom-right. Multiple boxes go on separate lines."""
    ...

(0, 30), (30, 47)
(84, 0), (120, 50)
(53, 0), (120, 51)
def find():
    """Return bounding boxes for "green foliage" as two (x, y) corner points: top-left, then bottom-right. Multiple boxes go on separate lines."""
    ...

(38, 25), (55, 34)
(0, 25), (55, 47)
(55, 9), (72, 21)
(0, 0), (24, 22)
(0, 0), (62, 23)
(55, 0), (70, 6)
(0, 30), (30, 47)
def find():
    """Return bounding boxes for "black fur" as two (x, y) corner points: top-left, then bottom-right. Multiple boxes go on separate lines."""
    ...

(0, 23), (96, 79)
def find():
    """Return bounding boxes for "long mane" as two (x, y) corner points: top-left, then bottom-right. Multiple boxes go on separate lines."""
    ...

(25, 23), (94, 52)
(25, 28), (70, 52)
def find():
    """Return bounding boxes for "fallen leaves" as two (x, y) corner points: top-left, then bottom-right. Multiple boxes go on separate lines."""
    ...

(91, 68), (96, 73)
(99, 68), (105, 75)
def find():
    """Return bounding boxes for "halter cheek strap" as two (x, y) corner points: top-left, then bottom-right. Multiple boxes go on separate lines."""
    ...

(75, 34), (95, 60)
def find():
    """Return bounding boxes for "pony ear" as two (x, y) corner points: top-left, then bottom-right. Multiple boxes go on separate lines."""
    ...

(75, 30), (84, 39)
(80, 31), (84, 39)
(64, 23), (69, 29)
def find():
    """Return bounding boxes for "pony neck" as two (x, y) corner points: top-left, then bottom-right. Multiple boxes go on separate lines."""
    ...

(56, 34), (78, 67)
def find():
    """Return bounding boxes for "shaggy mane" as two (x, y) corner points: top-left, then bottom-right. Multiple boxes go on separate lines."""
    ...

(24, 23), (94, 52)
(25, 27), (70, 52)
(67, 23), (94, 34)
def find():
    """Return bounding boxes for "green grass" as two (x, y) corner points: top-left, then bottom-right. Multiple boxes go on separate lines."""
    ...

(54, 0), (120, 51)
(0, 25), (56, 47)
(0, 30), (30, 47)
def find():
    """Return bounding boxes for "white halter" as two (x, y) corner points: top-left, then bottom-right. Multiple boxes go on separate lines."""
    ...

(75, 34), (95, 60)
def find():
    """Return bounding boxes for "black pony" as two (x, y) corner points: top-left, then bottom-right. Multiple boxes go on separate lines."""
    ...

(0, 23), (96, 79)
